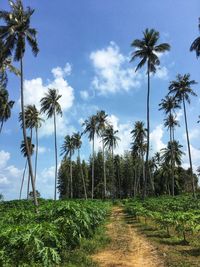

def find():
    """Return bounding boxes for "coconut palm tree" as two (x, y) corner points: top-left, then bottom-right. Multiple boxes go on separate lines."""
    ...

(0, 88), (14, 133)
(19, 105), (43, 184)
(190, 18), (200, 58)
(96, 110), (108, 198)
(0, 39), (20, 88)
(164, 114), (180, 141)
(19, 137), (34, 200)
(169, 74), (197, 198)
(131, 121), (147, 194)
(102, 125), (120, 198)
(72, 132), (87, 199)
(82, 115), (98, 199)
(130, 29), (170, 198)
(159, 96), (180, 196)
(61, 135), (75, 198)
(0, 0), (39, 208)
(40, 88), (62, 200)
(161, 141), (185, 167)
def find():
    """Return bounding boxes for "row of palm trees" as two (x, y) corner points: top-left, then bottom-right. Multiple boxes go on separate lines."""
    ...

(17, 89), (63, 201)
(130, 120), (186, 196)
(130, 18), (200, 198)
(0, 1), (199, 205)
(60, 111), (120, 199)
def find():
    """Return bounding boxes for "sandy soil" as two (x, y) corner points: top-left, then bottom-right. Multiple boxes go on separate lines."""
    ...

(92, 207), (165, 267)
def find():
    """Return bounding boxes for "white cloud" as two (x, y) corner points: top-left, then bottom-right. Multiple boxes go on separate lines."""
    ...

(41, 166), (55, 181)
(23, 64), (74, 112)
(154, 66), (169, 80)
(150, 124), (166, 155)
(39, 115), (76, 138)
(190, 129), (200, 140)
(182, 145), (200, 175)
(5, 165), (22, 178)
(0, 175), (10, 185)
(80, 90), (90, 100)
(0, 150), (23, 199)
(22, 64), (75, 138)
(98, 114), (131, 155)
(38, 146), (49, 154)
(90, 42), (142, 95)
(51, 63), (72, 78)
(0, 150), (10, 168)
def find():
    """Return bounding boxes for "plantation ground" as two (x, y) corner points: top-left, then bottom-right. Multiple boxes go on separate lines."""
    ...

(92, 206), (165, 267)
(1, 196), (200, 266)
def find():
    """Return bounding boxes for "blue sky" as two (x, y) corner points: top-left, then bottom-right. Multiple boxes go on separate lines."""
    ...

(0, 0), (200, 200)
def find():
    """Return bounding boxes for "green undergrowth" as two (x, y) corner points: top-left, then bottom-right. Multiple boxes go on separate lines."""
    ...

(62, 222), (111, 267)
(0, 199), (111, 266)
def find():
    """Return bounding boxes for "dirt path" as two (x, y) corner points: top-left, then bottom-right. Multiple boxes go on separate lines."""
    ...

(92, 206), (165, 267)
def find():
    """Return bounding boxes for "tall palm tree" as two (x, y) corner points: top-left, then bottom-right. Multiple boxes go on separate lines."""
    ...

(19, 137), (34, 200)
(164, 114), (180, 141)
(19, 105), (43, 184)
(131, 121), (147, 194)
(130, 29), (170, 198)
(161, 141), (185, 167)
(83, 115), (98, 199)
(159, 96), (180, 196)
(61, 135), (75, 198)
(102, 125), (120, 198)
(169, 74), (197, 198)
(190, 18), (200, 58)
(72, 132), (87, 199)
(0, 88), (14, 133)
(96, 110), (108, 198)
(0, 0), (39, 208)
(40, 88), (62, 200)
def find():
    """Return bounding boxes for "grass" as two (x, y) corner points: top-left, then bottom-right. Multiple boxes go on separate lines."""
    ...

(62, 222), (111, 267)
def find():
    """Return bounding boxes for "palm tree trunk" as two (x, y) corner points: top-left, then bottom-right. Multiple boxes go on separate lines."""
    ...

(102, 140), (107, 198)
(70, 151), (73, 198)
(20, 59), (38, 209)
(133, 166), (137, 197)
(169, 111), (175, 197)
(183, 96), (196, 198)
(27, 128), (33, 200)
(34, 127), (38, 184)
(53, 110), (58, 201)
(27, 170), (30, 199)
(92, 136), (94, 199)
(0, 120), (3, 133)
(144, 62), (150, 199)
(78, 149), (87, 200)
(19, 160), (27, 199)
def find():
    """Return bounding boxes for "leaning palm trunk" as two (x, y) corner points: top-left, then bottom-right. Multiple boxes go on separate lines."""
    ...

(78, 150), (87, 200)
(53, 110), (58, 200)
(34, 127), (38, 184)
(20, 59), (38, 208)
(91, 137), (94, 199)
(27, 129), (33, 200)
(102, 141), (107, 198)
(19, 160), (27, 199)
(144, 62), (150, 199)
(183, 96), (196, 198)
(0, 121), (3, 133)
